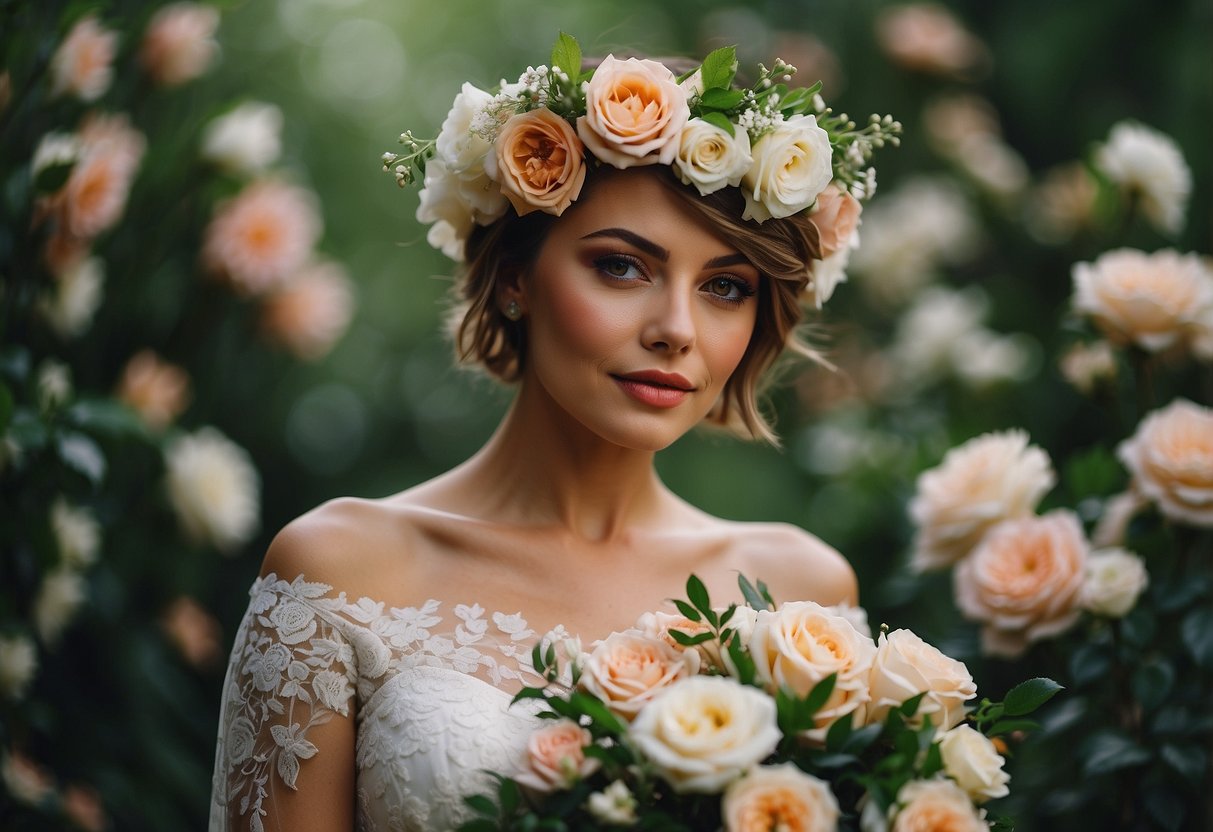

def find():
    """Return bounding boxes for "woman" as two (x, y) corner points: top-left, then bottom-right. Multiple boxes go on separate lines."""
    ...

(209, 39), (895, 831)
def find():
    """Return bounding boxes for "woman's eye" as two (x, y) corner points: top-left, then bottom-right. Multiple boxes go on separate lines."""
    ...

(703, 276), (755, 303)
(595, 255), (644, 281)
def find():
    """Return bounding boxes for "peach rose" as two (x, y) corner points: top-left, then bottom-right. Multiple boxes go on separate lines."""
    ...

(938, 725), (1009, 803)
(890, 778), (988, 832)
(51, 15), (117, 101)
(578, 630), (699, 719)
(260, 260), (355, 360)
(63, 784), (107, 832)
(2, 749), (54, 805)
(634, 609), (722, 670)
(161, 596), (223, 669)
(723, 764), (840, 832)
(513, 719), (598, 792)
(954, 511), (1088, 658)
(629, 676), (780, 792)
(910, 430), (1055, 571)
(748, 601), (876, 743)
(488, 108), (586, 216)
(742, 115), (834, 222)
(116, 350), (191, 430)
(1072, 248), (1213, 353)
(576, 55), (690, 168)
(202, 179), (322, 295)
(866, 629), (976, 731)
(875, 4), (989, 78)
(812, 183), (862, 259)
(139, 3), (220, 87)
(59, 113), (146, 240)
(1117, 398), (1213, 527)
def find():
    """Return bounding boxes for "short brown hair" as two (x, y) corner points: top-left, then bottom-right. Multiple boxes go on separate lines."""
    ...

(450, 165), (822, 444)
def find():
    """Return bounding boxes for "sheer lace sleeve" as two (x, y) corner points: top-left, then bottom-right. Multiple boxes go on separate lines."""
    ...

(209, 573), (359, 832)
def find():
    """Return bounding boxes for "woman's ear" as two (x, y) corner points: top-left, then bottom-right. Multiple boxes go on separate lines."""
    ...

(495, 265), (528, 320)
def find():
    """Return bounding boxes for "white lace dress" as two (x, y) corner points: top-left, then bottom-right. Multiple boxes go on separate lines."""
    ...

(208, 572), (559, 832)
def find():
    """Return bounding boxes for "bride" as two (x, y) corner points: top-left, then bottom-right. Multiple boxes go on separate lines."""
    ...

(210, 36), (894, 831)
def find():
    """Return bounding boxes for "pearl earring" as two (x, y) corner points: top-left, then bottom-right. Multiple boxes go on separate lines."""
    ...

(504, 300), (522, 321)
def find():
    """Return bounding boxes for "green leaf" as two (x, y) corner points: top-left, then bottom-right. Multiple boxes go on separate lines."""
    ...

(757, 580), (775, 607)
(1120, 607), (1156, 648)
(456, 820), (500, 832)
(1144, 786), (1186, 832)
(1160, 743), (1208, 783)
(567, 691), (627, 735)
(686, 574), (711, 615)
(550, 32), (582, 82)
(1181, 607), (1213, 669)
(1069, 643), (1114, 687)
(1003, 677), (1063, 716)
(1083, 731), (1152, 775)
(698, 45), (738, 90)
(1065, 446), (1127, 498)
(738, 574), (769, 610)
(1131, 659), (1174, 712)
(898, 692), (928, 719)
(0, 382), (12, 433)
(57, 431), (106, 484)
(499, 778), (521, 815)
(802, 673), (838, 717)
(463, 793), (499, 818)
(699, 87), (745, 110)
(778, 87), (813, 114)
(825, 707), (854, 751)
(34, 160), (74, 194)
(718, 604), (737, 627)
(672, 599), (702, 622)
(669, 629), (714, 646)
(511, 687), (549, 704)
(8, 409), (49, 450)
(842, 724), (883, 754)
(987, 718), (1040, 737)
(700, 111), (735, 136)
(67, 399), (148, 438)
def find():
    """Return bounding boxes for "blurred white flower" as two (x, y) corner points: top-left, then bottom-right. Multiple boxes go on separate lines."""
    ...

(949, 328), (1036, 387)
(165, 427), (260, 553)
(201, 102), (283, 176)
(36, 359), (73, 411)
(587, 780), (638, 826)
(1081, 548), (1148, 618)
(30, 132), (81, 179)
(50, 15), (117, 102)
(260, 260), (355, 360)
(1095, 121), (1191, 235)
(951, 134), (1029, 199)
(1060, 340), (1117, 394)
(38, 255), (104, 338)
(50, 497), (100, 568)
(888, 286), (987, 382)
(34, 566), (87, 646)
(0, 635), (38, 700)
(2, 750), (54, 805)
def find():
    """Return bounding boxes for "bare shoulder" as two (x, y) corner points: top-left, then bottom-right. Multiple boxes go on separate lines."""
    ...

(260, 496), (416, 594)
(730, 521), (858, 607)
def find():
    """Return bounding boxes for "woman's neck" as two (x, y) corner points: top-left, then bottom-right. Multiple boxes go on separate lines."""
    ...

(435, 384), (677, 544)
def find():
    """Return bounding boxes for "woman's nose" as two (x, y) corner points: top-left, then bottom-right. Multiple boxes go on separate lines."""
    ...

(641, 287), (695, 354)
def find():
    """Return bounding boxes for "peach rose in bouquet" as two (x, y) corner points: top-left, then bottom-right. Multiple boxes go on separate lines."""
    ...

(577, 55), (690, 168)
(722, 763), (840, 832)
(1117, 398), (1213, 528)
(578, 630), (699, 719)
(884, 778), (989, 832)
(866, 629), (976, 731)
(514, 719), (599, 792)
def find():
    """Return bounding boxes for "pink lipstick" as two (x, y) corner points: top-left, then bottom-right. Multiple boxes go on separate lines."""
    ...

(611, 370), (695, 409)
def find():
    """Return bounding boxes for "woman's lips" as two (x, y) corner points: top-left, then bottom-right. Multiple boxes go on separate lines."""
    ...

(611, 372), (694, 408)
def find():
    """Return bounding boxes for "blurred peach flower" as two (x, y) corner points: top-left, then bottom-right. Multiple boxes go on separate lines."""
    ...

(50, 15), (117, 102)
(161, 596), (223, 669)
(1073, 248), (1213, 354)
(202, 179), (322, 295)
(63, 783), (107, 832)
(116, 350), (191, 430)
(2, 749), (54, 805)
(722, 764), (840, 832)
(955, 511), (1088, 658)
(875, 4), (989, 78)
(922, 94), (999, 156)
(139, 2), (221, 87)
(889, 778), (988, 832)
(260, 260), (355, 360)
(910, 430), (1055, 571)
(514, 719), (598, 792)
(489, 109), (586, 216)
(1026, 163), (1099, 244)
(58, 113), (147, 239)
(1059, 340), (1117, 395)
(1117, 398), (1213, 528)
(812, 183), (862, 260)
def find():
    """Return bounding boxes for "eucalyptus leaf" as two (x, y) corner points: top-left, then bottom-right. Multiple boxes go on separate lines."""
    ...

(1003, 677), (1063, 716)
(567, 691), (626, 735)
(67, 398), (148, 438)
(1144, 785), (1187, 832)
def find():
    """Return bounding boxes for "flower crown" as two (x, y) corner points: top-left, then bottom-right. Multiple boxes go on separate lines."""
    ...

(383, 33), (899, 301)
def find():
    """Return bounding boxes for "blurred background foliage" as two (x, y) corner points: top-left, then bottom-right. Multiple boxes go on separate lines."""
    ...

(0, 0), (1209, 828)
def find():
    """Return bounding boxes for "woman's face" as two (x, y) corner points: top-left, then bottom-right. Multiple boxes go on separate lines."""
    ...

(515, 169), (760, 451)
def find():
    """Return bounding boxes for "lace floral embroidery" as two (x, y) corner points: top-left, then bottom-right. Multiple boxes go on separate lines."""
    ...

(212, 572), (545, 830)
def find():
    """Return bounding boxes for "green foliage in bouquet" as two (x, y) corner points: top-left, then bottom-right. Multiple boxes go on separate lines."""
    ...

(457, 576), (1059, 831)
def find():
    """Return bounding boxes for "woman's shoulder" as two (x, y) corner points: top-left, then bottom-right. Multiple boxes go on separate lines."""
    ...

(721, 519), (858, 607)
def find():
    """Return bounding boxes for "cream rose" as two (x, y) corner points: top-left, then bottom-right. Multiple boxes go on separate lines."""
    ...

(1081, 548), (1149, 618)
(578, 630), (699, 719)
(866, 629), (976, 731)
(741, 114), (833, 222)
(1072, 248), (1213, 353)
(909, 430), (1055, 571)
(587, 780), (638, 825)
(723, 764), (840, 832)
(954, 511), (1088, 658)
(1095, 121), (1191, 235)
(486, 108), (586, 216)
(890, 778), (988, 832)
(634, 609), (722, 670)
(514, 719), (598, 792)
(748, 601), (876, 742)
(812, 183), (863, 259)
(628, 676), (780, 792)
(673, 118), (752, 196)
(938, 725), (1009, 803)
(1117, 398), (1213, 527)
(576, 55), (690, 168)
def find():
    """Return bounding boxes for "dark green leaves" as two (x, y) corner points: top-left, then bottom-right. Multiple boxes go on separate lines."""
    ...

(1003, 677), (1064, 716)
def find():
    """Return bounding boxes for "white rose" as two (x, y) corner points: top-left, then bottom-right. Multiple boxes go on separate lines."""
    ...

(938, 725), (1010, 803)
(722, 764), (840, 832)
(225, 715), (257, 766)
(312, 668), (354, 712)
(1081, 547), (1149, 618)
(579, 630), (699, 719)
(246, 642), (291, 692)
(1095, 121), (1191, 235)
(629, 676), (780, 793)
(436, 82), (495, 171)
(34, 567), (86, 646)
(867, 629), (976, 731)
(748, 601), (876, 742)
(429, 82), (508, 224)
(38, 255), (104, 338)
(201, 102), (283, 175)
(587, 780), (638, 826)
(741, 114), (833, 222)
(674, 118), (752, 196)
(50, 497), (100, 568)
(165, 427), (260, 553)
(0, 635), (38, 700)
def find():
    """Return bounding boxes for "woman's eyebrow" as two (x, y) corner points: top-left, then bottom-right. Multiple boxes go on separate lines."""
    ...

(703, 253), (751, 268)
(581, 228), (669, 261)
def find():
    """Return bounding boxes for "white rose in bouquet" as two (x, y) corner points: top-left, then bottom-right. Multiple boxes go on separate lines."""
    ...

(866, 629), (976, 731)
(938, 724), (1010, 803)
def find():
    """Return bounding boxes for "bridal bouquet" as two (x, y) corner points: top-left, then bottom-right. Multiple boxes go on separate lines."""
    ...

(458, 576), (1058, 831)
